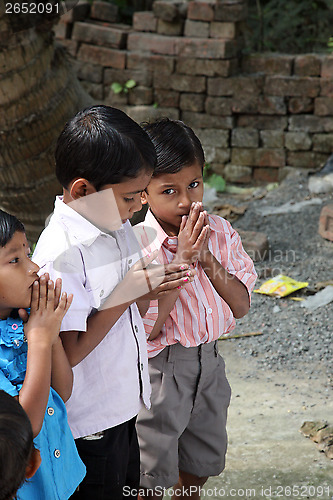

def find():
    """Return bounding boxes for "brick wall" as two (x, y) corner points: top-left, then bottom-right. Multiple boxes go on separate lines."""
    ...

(54, 0), (333, 183)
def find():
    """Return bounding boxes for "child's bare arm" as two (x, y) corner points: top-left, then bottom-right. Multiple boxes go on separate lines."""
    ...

(147, 289), (180, 341)
(18, 276), (72, 437)
(200, 249), (250, 318)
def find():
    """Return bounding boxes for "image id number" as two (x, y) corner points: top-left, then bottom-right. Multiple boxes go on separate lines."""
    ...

(5, 3), (59, 14)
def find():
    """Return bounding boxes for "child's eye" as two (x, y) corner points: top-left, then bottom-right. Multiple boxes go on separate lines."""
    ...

(124, 197), (134, 203)
(189, 181), (199, 189)
(163, 188), (175, 195)
(9, 257), (19, 264)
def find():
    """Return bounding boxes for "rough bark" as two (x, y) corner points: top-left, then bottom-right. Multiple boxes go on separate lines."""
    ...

(0, 2), (92, 240)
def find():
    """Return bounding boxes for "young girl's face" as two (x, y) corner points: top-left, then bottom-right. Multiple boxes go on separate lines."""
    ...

(142, 162), (204, 236)
(0, 231), (40, 319)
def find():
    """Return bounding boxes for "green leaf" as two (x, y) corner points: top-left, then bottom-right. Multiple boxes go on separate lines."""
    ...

(111, 82), (123, 94)
(206, 174), (226, 192)
(125, 79), (136, 89)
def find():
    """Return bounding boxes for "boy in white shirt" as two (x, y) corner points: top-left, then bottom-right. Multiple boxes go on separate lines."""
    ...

(33, 106), (194, 499)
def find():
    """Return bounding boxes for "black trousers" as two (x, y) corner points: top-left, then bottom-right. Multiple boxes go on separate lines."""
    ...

(71, 417), (140, 500)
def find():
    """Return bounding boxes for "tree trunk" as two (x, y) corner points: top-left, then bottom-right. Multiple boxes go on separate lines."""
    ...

(0, 2), (92, 241)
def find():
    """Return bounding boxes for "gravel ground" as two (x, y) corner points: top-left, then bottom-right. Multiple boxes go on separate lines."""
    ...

(212, 170), (333, 384)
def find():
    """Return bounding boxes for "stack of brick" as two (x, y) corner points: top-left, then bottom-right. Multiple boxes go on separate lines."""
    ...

(54, 0), (333, 184)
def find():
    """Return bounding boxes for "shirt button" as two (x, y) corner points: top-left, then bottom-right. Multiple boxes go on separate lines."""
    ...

(207, 308), (213, 314)
(100, 289), (104, 297)
(128, 259), (132, 265)
(47, 407), (54, 416)
(54, 449), (61, 459)
(140, 363), (144, 371)
(134, 325), (138, 333)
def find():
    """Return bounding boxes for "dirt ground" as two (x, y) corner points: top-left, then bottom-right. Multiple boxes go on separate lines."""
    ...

(201, 342), (333, 500)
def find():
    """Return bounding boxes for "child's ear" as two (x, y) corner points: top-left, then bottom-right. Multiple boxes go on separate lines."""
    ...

(70, 178), (97, 200)
(26, 447), (41, 479)
(141, 190), (149, 205)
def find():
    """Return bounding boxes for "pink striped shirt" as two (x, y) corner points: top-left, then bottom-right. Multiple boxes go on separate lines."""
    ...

(135, 209), (257, 358)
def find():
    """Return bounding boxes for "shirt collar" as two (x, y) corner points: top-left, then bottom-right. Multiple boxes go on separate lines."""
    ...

(53, 196), (112, 246)
(143, 209), (175, 251)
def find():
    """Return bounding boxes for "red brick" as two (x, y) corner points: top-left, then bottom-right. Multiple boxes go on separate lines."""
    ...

(253, 167), (279, 183)
(180, 93), (205, 112)
(77, 43), (126, 68)
(72, 22), (128, 49)
(242, 53), (293, 76)
(170, 74), (206, 93)
(210, 21), (237, 39)
(184, 19), (209, 38)
(231, 96), (258, 114)
(214, 1), (248, 22)
(205, 96), (232, 115)
(187, 2), (215, 22)
(294, 54), (322, 76)
(153, 1), (180, 22)
(321, 56), (333, 78)
(133, 12), (157, 32)
(177, 57), (238, 77)
(127, 53), (174, 74)
(258, 96), (286, 115)
(157, 19), (184, 36)
(319, 204), (333, 241)
(154, 89), (180, 107)
(288, 97), (313, 114)
(289, 115), (327, 133)
(321, 79), (333, 97)
(76, 61), (103, 83)
(264, 76), (320, 97)
(287, 151), (328, 168)
(176, 38), (238, 59)
(237, 115), (287, 130)
(231, 148), (255, 165)
(314, 97), (333, 116)
(153, 72), (172, 90)
(312, 134), (333, 153)
(182, 111), (234, 129)
(208, 75), (263, 96)
(90, 1), (118, 23)
(104, 68), (152, 87)
(254, 149), (285, 168)
(127, 33), (176, 55)
(128, 86), (153, 105)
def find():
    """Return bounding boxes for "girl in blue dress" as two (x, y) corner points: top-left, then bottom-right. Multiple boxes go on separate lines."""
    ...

(0, 210), (85, 500)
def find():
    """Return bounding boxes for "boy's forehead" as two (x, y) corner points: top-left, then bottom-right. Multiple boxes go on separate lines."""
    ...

(152, 164), (203, 186)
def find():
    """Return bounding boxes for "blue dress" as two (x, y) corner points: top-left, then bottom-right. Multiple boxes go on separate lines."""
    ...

(0, 316), (86, 499)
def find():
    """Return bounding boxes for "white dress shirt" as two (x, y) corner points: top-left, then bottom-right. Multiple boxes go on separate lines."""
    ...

(33, 196), (151, 439)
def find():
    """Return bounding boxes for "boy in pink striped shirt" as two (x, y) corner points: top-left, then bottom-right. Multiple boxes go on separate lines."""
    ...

(135, 118), (257, 499)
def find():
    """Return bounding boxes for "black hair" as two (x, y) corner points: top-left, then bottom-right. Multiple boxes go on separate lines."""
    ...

(0, 390), (33, 500)
(0, 210), (25, 248)
(55, 105), (157, 190)
(141, 118), (205, 176)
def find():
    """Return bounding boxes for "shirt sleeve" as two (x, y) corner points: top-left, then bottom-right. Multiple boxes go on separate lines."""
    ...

(36, 248), (91, 333)
(225, 222), (257, 299)
(0, 370), (19, 397)
(142, 299), (159, 337)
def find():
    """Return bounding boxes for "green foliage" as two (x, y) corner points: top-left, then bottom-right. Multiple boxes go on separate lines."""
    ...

(245, 0), (333, 53)
(203, 164), (226, 192)
(111, 79), (136, 94)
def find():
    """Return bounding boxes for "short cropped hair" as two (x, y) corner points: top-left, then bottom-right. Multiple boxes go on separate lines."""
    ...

(142, 118), (205, 176)
(55, 105), (157, 190)
(0, 210), (25, 248)
(0, 390), (33, 500)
